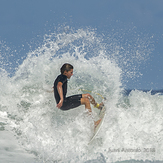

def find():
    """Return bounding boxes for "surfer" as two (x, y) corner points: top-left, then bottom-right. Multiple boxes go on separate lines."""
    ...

(53, 63), (103, 127)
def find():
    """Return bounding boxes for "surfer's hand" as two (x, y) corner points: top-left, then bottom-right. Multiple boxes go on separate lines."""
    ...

(57, 99), (63, 109)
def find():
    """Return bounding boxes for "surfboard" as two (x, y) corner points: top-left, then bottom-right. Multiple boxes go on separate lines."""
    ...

(89, 105), (106, 144)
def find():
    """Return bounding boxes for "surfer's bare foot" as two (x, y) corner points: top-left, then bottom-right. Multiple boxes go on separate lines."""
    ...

(94, 119), (101, 128)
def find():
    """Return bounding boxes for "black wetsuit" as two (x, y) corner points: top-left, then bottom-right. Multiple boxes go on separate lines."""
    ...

(54, 74), (82, 110)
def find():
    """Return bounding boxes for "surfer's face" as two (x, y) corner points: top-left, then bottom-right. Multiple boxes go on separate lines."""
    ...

(64, 69), (73, 79)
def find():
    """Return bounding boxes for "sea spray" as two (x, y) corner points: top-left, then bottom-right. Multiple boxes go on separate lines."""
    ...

(0, 27), (162, 162)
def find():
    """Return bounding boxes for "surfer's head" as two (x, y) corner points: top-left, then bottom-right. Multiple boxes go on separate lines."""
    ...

(60, 63), (73, 79)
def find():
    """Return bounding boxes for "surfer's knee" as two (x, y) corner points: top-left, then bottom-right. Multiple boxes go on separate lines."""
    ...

(81, 97), (92, 112)
(82, 93), (92, 99)
(81, 97), (90, 105)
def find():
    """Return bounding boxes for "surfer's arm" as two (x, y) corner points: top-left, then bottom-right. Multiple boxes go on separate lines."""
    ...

(57, 82), (64, 108)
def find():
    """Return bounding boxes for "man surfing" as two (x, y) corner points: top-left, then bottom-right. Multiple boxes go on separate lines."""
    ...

(53, 63), (103, 127)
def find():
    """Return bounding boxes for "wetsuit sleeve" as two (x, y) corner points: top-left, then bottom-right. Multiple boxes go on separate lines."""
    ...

(54, 74), (67, 104)
(58, 75), (67, 84)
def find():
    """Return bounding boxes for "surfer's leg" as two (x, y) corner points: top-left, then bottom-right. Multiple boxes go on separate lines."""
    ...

(80, 97), (92, 113)
(82, 93), (96, 106)
(94, 119), (101, 128)
(81, 94), (102, 127)
(82, 93), (103, 109)
(60, 94), (82, 110)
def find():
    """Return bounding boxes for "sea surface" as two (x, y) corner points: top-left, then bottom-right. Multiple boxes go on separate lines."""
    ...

(0, 28), (163, 163)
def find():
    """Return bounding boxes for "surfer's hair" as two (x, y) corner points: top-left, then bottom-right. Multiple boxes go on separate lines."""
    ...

(60, 63), (73, 74)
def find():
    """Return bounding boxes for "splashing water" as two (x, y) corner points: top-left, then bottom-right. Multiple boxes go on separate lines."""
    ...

(0, 28), (162, 162)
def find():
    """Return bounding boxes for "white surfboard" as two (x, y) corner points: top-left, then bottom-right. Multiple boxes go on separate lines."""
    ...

(89, 106), (106, 144)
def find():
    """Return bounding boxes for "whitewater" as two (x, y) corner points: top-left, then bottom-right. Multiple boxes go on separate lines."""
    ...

(0, 28), (163, 163)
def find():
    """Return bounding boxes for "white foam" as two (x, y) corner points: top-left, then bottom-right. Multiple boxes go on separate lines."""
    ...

(0, 28), (162, 162)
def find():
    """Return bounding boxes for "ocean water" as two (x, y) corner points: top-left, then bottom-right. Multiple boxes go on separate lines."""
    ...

(0, 28), (163, 163)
